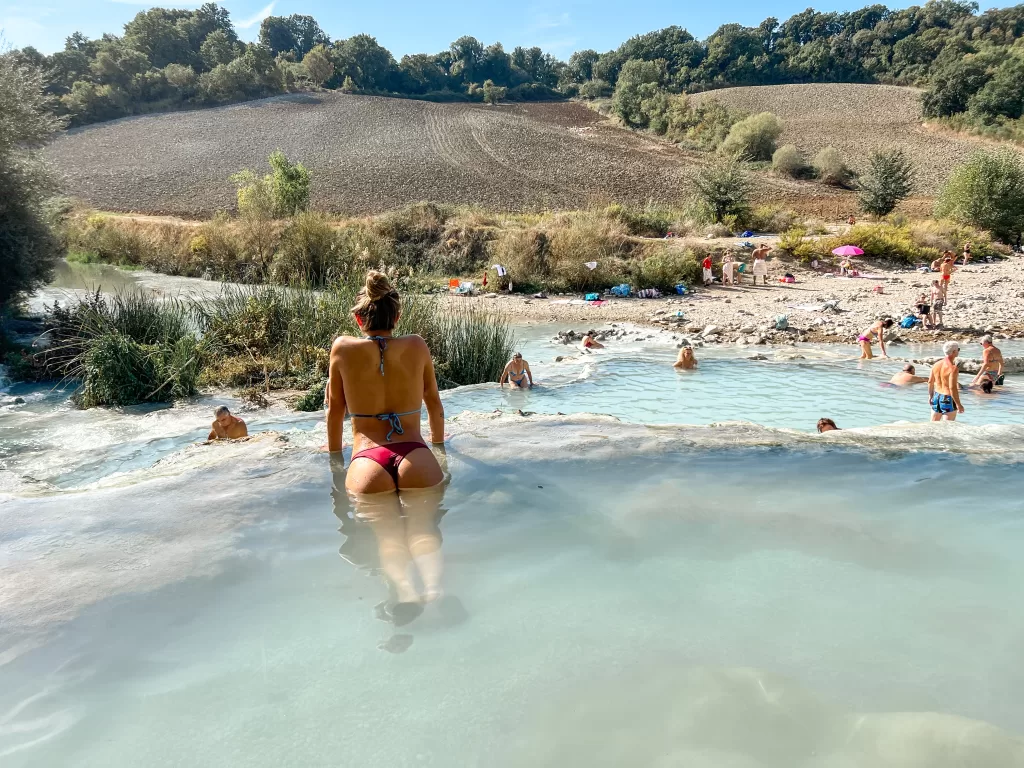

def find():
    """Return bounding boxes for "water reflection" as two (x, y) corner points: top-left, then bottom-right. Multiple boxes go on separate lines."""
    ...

(330, 447), (466, 649)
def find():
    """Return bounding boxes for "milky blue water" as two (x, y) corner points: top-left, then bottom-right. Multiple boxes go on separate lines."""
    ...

(2, 274), (1024, 765)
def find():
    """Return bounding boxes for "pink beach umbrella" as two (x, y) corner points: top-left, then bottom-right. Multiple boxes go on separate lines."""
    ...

(831, 245), (864, 256)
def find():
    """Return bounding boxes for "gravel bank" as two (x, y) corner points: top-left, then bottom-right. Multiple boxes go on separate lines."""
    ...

(449, 256), (1024, 348)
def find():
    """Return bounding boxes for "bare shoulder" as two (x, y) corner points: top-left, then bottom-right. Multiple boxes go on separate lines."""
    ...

(330, 334), (359, 354)
(401, 334), (431, 353)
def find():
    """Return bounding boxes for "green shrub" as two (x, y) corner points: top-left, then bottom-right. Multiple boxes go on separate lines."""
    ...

(602, 203), (674, 237)
(547, 214), (630, 292)
(611, 59), (666, 127)
(935, 149), (1024, 242)
(772, 144), (806, 177)
(579, 79), (612, 99)
(859, 148), (915, 217)
(272, 212), (342, 285)
(719, 112), (783, 161)
(813, 146), (850, 187)
(373, 202), (452, 267)
(818, 222), (927, 264)
(232, 150), (311, 218)
(630, 245), (700, 291)
(747, 205), (799, 233)
(689, 158), (752, 224)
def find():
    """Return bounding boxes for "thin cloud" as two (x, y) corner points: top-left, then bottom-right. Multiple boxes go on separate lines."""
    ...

(235, 1), (276, 30)
(532, 12), (570, 30)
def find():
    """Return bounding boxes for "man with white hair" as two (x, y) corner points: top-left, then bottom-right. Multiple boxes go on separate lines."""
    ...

(928, 341), (965, 421)
(970, 335), (1005, 387)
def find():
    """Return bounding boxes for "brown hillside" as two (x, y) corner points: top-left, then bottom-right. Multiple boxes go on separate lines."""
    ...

(46, 93), (712, 216)
(692, 83), (1018, 190)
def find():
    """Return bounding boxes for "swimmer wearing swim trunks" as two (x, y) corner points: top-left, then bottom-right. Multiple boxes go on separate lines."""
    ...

(928, 341), (964, 422)
(939, 253), (957, 300)
(970, 335), (1005, 388)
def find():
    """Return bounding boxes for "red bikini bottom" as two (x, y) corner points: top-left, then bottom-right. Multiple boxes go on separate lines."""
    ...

(351, 442), (428, 486)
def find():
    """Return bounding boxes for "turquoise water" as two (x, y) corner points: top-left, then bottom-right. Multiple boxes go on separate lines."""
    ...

(2, 314), (1024, 765)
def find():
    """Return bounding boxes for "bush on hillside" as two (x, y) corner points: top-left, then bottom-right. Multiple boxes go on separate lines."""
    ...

(271, 212), (343, 285)
(934, 149), (1024, 243)
(547, 214), (630, 292)
(858, 148), (915, 217)
(630, 245), (701, 291)
(719, 112), (783, 161)
(772, 144), (806, 177)
(602, 203), (675, 237)
(747, 205), (800, 233)
(689, 158), (752, 224)
(812, 146), (850, 187)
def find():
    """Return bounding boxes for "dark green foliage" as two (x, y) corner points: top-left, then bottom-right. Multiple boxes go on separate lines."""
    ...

(258, 14), (329, 59)
(690, 158), (752, 223)
(935, 149), (1024, 242)
(0, 53), (66, 309)
(612, 59), (666, 127)
(858, 149), (915, 217)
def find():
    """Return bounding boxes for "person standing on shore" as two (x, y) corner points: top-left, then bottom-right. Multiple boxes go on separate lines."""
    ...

(970, 335), (1005, 387)
(928, 341), (965, 421)
(702, 254), (714, 287)
(930, 280), (945, 327)
(751, 244), (770, 286)
(940, 253), (957, 299)
(722, 252), (736, 285)
(961, 242), (972, 266)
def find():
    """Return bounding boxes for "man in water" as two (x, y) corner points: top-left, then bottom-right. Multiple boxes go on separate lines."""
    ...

(208, 405), (248, 440)
(928, 341), (965, 421)
(499, 352), (534, 388)
(817, 418), (840, 432)
(970, 335), (1005, 388)
(890, 364), (928, 386)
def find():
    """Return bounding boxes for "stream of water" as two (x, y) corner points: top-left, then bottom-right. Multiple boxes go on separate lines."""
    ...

(2, 265), (1022, 766)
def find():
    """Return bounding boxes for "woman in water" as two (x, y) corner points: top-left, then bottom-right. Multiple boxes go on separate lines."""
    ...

(857, 318), (894, 360)
(326, 270), (447, 619)
(499, 352), (533, 388)
(674, 346), (697, 370)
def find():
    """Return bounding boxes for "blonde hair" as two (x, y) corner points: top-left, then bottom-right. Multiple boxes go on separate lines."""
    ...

(352, 270), (400, 331)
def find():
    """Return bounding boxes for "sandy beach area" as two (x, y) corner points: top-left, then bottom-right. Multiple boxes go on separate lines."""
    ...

(447, 254), (1024, 347)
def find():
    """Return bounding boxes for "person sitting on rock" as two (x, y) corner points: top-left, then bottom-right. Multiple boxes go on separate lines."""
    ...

(208, 405), (248, 440)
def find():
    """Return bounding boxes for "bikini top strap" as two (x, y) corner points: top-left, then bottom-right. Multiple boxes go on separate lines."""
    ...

(364, 335), (388, 375)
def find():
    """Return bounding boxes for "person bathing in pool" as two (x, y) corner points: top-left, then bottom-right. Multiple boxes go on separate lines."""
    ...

(326, 270), (447, 619)
(674, 346), (697, 369)
(889, 364), (928, 386)
(582, 331), (604, 350)
(857, 318), (894, 359)
(499, 352), (534, 388)
(928, 341), (965, 421)
(208, 405), (247, 440)
(970, 335), (1005, 388)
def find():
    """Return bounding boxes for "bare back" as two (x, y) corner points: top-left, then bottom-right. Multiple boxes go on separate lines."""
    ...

(983, 345), (1004, 372)
(326, 333), (444, 493)
(929, 358), (958, 395)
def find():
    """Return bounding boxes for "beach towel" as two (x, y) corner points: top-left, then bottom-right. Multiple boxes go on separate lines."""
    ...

(740, 230), (754, 237)
(584, 261), (598, 270)
(610, 284), (631, 297)
(492, 264), (507, 277)
(637, 288), (662, 299)
(585, 293), (600, 301)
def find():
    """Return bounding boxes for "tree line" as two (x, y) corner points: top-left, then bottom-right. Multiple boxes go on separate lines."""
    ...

(7, 1), (1024, 129)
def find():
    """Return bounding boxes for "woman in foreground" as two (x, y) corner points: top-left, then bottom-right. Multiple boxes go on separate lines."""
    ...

(326, 270), (447, 621)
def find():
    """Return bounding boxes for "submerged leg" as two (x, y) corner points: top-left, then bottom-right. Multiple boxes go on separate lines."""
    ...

(355, 490), (422, 615)
(402, 482), (447, 602)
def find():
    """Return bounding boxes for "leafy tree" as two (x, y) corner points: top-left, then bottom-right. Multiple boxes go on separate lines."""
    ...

(449, 36), (484, 81)
(331, 35), (397, 91)
(481, 79), (507, 105)
(0, 53), (65, 308)
(398, 53), (449, 93)
(123, 8), (192, 69)
(719, 112), (783, 160)
(690, 157), (752, 223)
(200, 29), (240, 70)
(611, 58), (666, 127)
(935, 149), (1024, 242)
(259, 14), (329, 59)
(564, 49), (600, 84)
(303, 45), (334, 87)
(858, 148), (915, 216)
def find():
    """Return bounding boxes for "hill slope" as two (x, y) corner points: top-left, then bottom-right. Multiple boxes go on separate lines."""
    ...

(47, 93), (705, 216)
(692, 83), (1010, 190)
(46, 86), (1014, 217)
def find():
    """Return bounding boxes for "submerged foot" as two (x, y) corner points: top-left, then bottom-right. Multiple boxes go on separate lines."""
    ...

(378, 634), (413, 653)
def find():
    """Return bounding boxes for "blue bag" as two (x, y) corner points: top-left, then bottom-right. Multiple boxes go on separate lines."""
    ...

(585, 293), (600, 301)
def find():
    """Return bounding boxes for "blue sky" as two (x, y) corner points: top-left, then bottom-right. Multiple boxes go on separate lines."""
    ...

(0, 0), (964, 57)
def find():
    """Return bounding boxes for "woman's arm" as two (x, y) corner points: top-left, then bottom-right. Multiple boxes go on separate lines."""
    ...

(525, 362), (534, 386)
(326, 340), (347, 453)
(498, 362), (509, 386)
(423, 347), (445, 444)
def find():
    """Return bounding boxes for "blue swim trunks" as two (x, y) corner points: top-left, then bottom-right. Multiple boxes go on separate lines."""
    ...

(931, 393), (955, 414)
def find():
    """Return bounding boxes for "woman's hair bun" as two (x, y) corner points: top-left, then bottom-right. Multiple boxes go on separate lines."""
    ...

(364, 270), (393, 302)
